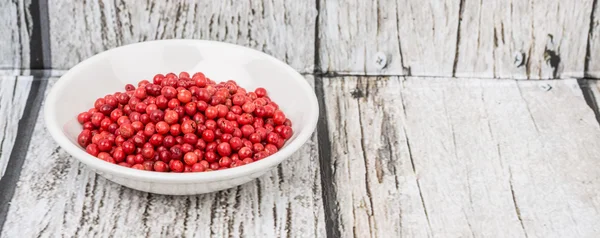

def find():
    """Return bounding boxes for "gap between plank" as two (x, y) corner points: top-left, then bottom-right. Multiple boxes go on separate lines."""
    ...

(577, 79), (600, 125)
(313, 0), (342, 237)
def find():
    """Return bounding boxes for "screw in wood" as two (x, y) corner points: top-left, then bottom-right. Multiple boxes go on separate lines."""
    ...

(514, 51), (525, 67)
(374, 52), (388, 70)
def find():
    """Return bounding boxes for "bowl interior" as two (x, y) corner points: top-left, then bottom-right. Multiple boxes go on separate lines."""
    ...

(50, 40), (316, 161)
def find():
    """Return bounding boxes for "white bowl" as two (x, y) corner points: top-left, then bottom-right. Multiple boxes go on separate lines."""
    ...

(44, 40), (319, 195)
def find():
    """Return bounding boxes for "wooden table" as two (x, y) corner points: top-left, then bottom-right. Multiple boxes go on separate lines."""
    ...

(2, 1), (600, 237)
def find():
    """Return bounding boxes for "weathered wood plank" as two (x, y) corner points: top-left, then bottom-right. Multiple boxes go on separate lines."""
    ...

(318, 0), (596, 79)
(455, 0), (595, 79)
(587, 1), (600, 78)
(323, 76), (600, 237)
(0, 0), (29, 74)
(0, 75), (33, 179)
(317, 0), (460, 76)
(1, 76), (325, 238)
(48, 0), (317, 73)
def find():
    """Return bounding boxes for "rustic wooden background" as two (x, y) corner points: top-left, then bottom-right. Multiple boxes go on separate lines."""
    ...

(2, 0), (600, 237)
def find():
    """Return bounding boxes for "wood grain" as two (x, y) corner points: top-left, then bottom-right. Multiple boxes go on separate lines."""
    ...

(0, 75), (33, 179)
(1, 76), (326, 238)
(0, 0), (30, 74)
(47, 0), (317, 73)
(455, 0), (595, 79)
(318, 0), (597, 79)
(317, 0), (460, 76)
(323, 76), (600, 237)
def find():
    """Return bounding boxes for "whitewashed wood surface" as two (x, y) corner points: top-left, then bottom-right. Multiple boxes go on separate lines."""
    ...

(47, 0), (317, 74)
(1, 76), (327, 238)
(0, 0), (594, 79)
(323, 77), (600, 238)
(3, 0), (600, 237)
(319, 0), (597, 78)
(0, 76), (32, 179)
(0, 0), (29, 75)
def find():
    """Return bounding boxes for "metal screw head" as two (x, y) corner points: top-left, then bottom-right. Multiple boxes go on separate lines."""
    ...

(374, 52), (387, 70)
(514, 51), (524, 67)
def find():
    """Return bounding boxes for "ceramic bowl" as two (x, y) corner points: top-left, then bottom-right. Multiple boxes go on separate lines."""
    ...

(44, 39), (319, 195)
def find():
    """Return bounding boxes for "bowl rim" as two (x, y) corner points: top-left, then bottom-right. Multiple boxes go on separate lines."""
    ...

(44, 39), (319, 183)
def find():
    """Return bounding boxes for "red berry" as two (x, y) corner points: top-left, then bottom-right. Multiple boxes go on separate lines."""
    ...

(238, 147), (253, 159)
(202, 129), (215, 142)
(170, 146), (183, 160)
(265, 144), (278, 155)
(77, 112), (91, 124)
(178, 90), (192, 104)
(86, 144), (99, 156)
(113, 147), (126, 162)
(155, 121), (169, 135)
(90, 112), (105, 127)
(141, 147), (155, 159)
(205, 106), (218, 119)
(161, 86), (177, 99)
(149, 109), (165, 123)
(169, 160), (184, 172)
(242, 102), (255, 113)
(135, 87), (147, 99)
(205, 151), (217, 163)
(253, 143), (265, 153)
(216, 105), (228, 118)
(170, 124), (181, 136)
(255, 88), (267, 97)
(78, 130), (92, 147)
(237, 113), (253, 125)
(164, 110), (179, 124)
(273, 110), (286, 125)
(217, 142), (232, 156)
(98, 139), (113, 152)
(153, 161), (168, 172)
(219, 156), (232, 167)
(266, 132), (280, 145)
(122, 141), (135, 154)
(183, 152), (198, 165)
(149, 134), (164, 146)
(280, 126), (293, 139)
(191, 163), (205, 172)
(163, 135), (176, 148)
(251, 151), (266, 160)
(181, 120), (197, 134)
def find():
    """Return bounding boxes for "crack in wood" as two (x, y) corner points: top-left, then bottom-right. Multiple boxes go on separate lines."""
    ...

(398, 86), (433, 236)
(394, 1), (411, 75)
(277, 165), (284, 186)
(209, 191), (221, 236)
(286, 201), (292, 238)
(452, 0), (465, 77)
(516, 84), (540, 133)
(183, 196), (191, 235)
(509, 169), (529, 238)
(36, 221), (50, 238)
(256, 179), (262, 216)
(141, 193), (151, 237)
(355, 80), (377, 236)
(585, 0), (598, 77)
